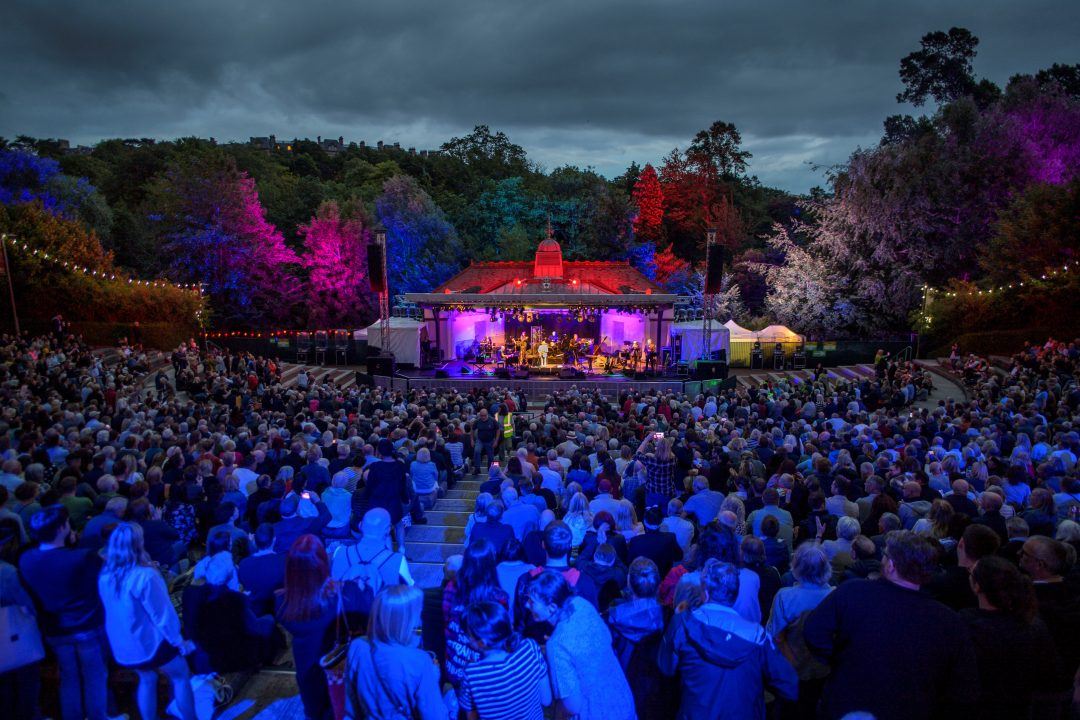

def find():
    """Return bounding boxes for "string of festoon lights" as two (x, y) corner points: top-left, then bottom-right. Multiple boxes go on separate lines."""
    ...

(201, 330), (356, 339)
(919, 261), (1074, 328)
(0, 233), (203, 294)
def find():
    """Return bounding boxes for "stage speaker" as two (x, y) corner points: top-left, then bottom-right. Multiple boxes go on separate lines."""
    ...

(366, 354), (395, 377)
(705, 247), (724, 294)
(354, 372), (374, 387)
(367, 243), (386, 292)
(434, 369), (449, 379)
(693, 360), (729, 380)
(494, 368), (511, 379)
(711, 349), (727, 363)
(559, 367), (585, 379)
(511, 367), (530, 379)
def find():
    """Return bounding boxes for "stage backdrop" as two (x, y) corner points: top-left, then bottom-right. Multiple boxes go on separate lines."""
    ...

(362, 317), (422, 365)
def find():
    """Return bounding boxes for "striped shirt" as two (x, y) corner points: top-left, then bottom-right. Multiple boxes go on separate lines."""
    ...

(458, 638), (546, 720)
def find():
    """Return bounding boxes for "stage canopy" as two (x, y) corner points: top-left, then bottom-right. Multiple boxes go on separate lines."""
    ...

(362, 317), (423, 365)
(670, 322), (730, 362)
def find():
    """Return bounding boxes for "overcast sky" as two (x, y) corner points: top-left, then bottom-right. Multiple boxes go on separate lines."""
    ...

(2, 1), (1077, 193)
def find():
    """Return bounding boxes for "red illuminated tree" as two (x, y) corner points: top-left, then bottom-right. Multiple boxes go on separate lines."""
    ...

(653, 242), (689, 287)
(631, 163), (664, 243)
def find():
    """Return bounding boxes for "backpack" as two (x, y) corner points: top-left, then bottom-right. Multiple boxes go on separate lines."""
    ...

(338, 546), (396, 613)
(774, 610), (831, 682)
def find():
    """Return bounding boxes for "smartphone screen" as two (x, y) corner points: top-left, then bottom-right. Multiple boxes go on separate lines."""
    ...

(491, 461), (500, 468)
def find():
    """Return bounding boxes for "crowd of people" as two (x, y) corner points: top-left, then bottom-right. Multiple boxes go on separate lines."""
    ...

(0, 328), (1078, 720)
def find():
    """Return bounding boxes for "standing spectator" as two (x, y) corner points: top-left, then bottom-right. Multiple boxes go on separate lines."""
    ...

(659, 559), (798, 720)
(277, 535), (338, 720)
(659, 525), (761, 624)
(473, 408), (499, 471)
(343, 585), (444, 719)
(98, 523), (196, 720)
(766, 543), (834, 719)
(628, 506), (684, 578)
(359, 440), (411, 552)
(19, 506), (110, 720)
(961, 556), (1059, 720)
(0, 520), (41, 720)
(459, 601), (551, 720)
(741, 536), (781, 626)
(804, 531), (979, 720)
(524, 570), (636, 720)
(442, 537), (508, 698)
(748, 489), (795, 551)
(606, 557), (670, 720)
(635, 434), (678, 509)
(237, 524), (287, 616)
(1020, 536), (1080, 703)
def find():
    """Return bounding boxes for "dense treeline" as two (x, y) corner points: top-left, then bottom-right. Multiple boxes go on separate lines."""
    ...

(1, 27), (1077, 342)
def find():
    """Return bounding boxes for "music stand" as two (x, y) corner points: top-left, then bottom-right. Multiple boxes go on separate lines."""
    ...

(314, 331), (329, 366)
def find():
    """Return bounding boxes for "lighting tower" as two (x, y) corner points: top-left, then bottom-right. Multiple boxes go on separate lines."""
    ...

(701, 227), (717, 359)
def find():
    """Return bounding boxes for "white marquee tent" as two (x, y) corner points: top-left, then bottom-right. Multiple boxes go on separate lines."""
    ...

(359, 317), (423, 365)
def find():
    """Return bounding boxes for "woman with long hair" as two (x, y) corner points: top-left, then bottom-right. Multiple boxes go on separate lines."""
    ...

(98, 522), (196, 720)
(443, 538), (508, 696)
(524, 570), (635, 720)
(460, 601), (551, 720)
(277, 535), (337, 720)
(961, 556), (1059, 720)
(614, 503), (642, 542)
(563, 492), (593, 548)
(344, 585), (444, 719)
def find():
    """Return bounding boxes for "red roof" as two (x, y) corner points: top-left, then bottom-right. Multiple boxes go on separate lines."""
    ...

(433, 259), (664, 296)
(432, 237), (664, 297)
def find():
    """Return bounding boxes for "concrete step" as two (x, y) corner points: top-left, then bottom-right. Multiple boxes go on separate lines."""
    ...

(444, 489), (478, 500)
(410, 561), (447, 589)
(423, 510), (471, 526)
(455, 480), (483, 492)
(405, 541), (465, 563)
(431, 498), (475, 512)
(407, 524), (466, 544)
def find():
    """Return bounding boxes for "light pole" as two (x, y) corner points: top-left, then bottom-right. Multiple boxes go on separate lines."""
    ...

(701, 227), (717, 360)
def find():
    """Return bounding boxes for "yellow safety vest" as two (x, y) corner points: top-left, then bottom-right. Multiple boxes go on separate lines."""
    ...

(501, 413), (514, 439)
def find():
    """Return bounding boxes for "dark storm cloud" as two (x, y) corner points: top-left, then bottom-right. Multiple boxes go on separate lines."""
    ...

(2, 0), (1078, 192)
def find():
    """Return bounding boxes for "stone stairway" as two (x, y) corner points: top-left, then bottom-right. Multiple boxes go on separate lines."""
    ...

(406, 477), (481, 588)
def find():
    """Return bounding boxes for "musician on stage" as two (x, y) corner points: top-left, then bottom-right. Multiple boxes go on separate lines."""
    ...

(645, 339), (657, 371)
(419, 324), (431, 368)
(516, 332), (529, 359)
(630, 341), (643, 370)
(538, 339), (550, 367)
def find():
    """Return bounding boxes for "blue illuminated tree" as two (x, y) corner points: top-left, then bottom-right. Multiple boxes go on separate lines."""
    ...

(375, 175), (463, 294)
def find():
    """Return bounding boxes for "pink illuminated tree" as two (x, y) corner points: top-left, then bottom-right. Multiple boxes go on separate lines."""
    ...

(299, 201), (377, 327)
(152, 152), (300, 326)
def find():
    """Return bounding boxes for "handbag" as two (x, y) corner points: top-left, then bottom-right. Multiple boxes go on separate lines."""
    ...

(319, 586), (354, 675)
(0, 569), (45, 673)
